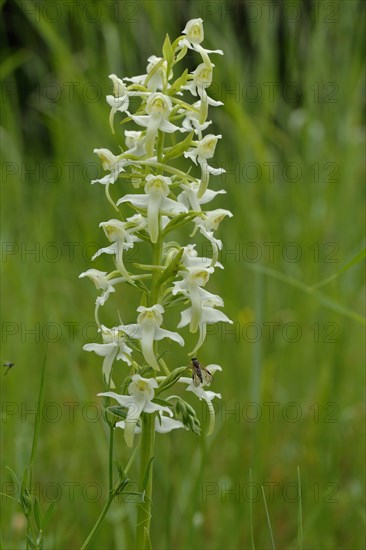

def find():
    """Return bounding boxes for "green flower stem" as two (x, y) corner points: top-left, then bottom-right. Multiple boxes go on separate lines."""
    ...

(80, 492), (114, 550)
(81, 423), (115, 550)
(135, 413), (156, 550)
(136, 161), (164, 546)
(150, 232), (163, 305)
(108, 424), (114, 492)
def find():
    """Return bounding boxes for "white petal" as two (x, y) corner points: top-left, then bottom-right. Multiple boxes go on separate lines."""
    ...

(160, 197), (187, 214)
(97, 391), (134, 407)
(115, 420), (142, 434)
(177, 308), (191, 329)
(92, 243), (117, 260)
(143, 401), (172, 416)
(154, 416), (185, 433)
(201, 308), (233, 325)
(83, 342), (117, 357)
(124, 395), (145, 447)
(145, 116), (162, 156)
(140, 323), (160, 370)
(147, 194), (162, 244)
(128, 113), (150, 128)
(116, 194), (149, 209)
(91, 173), (118, 185)
(154, 327), (184, 346)
(159, 119), (184, 133)
(119, 323), (141, 339)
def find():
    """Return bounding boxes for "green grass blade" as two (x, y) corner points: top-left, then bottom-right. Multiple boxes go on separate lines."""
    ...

(297, 466), (303, 550)
(30, 344), (48, 466)
(310, 247), (366, 289)
(245, 263), (366, 326)
(261, 485), (275, 550)
(249, 469), (255, 550)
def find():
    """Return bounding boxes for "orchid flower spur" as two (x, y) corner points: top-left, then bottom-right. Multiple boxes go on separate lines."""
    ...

(81, 19), (232, 549)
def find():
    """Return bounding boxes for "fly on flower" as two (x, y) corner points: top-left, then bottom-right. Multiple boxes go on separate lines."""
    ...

(191, 357), (212, 387)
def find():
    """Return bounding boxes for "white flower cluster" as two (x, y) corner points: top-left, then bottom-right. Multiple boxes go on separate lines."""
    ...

(81, 19), (232, 446)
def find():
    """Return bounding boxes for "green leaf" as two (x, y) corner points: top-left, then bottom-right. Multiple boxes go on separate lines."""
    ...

(142, 457), (155, 492)
(157, 248), (184, 287)
(163, 130), (194, 161)
(156, 366), (188, 395)
(33, 497), (41, 530)
(108, 406), (128, 420)
(26, 532), (36, 550)
(167, 68), (189, 96)
(175, 44), (188, 63)
(6, 467), (21, 498)
(162, 33), (174, 66)
(151, 397), (172, 408)
(162, 211), (199, 236)
(115, 478), (130, 495)
(114, 461), (128, 486)
(42, 500), (55, 530)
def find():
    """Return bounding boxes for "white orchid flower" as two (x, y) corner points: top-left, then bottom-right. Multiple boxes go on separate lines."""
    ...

(119, 304), (184, 371)
(91, 218), (144, 279)
(116, 410), (185, 435)
(124, 55), (171, 92)
(193, 208), (233, 254)
(184, 133), (222, 165)
(180, 98), (222, 135)
(184, 62), (214, 97)
(124, 130), (146, 157)
(79, 269), (124, 306)
(106, 74), (130, 134)
(179, 19), (223, 64)
(172, 266), (219, 333)
(128, 93), (186, 156)
(184, 134), (224, 197)
(178, 296), (232, 354)
(91, 148), (130, 185)
(98, 375), (173, 447)
(178, 180), (226, 211)
(178, 363), (222, 435)
(181, 244), (223, 270)
(83, 325), (133, 386)
(117, 175), (187, 243)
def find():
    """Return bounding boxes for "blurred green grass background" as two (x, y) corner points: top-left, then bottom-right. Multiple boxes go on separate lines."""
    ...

(1, 0), (365, 548)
